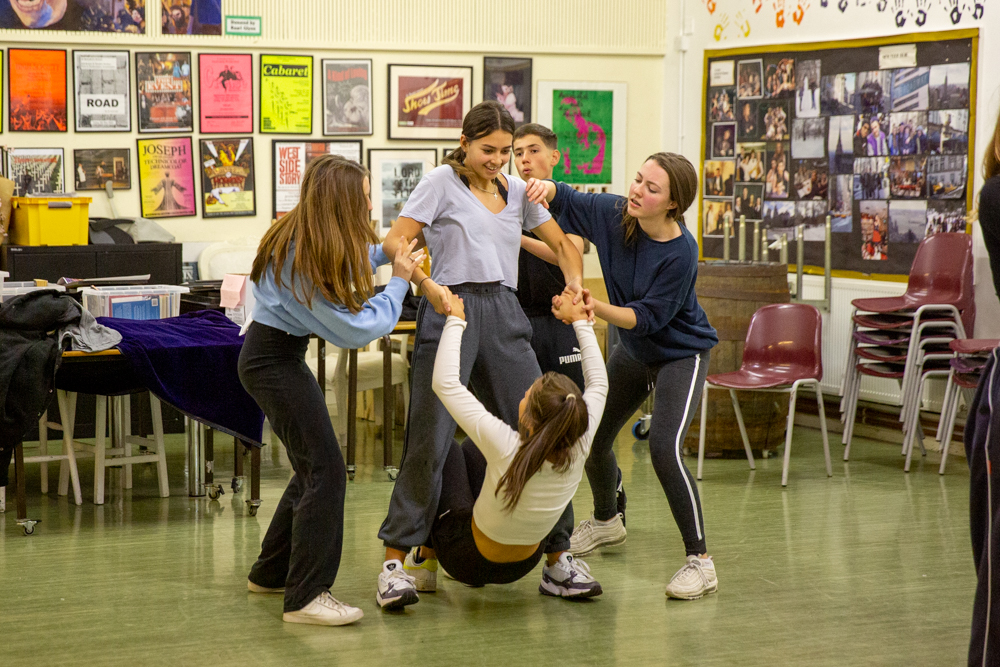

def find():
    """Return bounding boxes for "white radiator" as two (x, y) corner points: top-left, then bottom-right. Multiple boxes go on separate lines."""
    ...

(797, 275), (908, 405)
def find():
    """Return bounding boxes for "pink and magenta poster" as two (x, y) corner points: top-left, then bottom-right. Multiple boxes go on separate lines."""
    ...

(199, 54), (253, 134)
(137, 137), (197, 218)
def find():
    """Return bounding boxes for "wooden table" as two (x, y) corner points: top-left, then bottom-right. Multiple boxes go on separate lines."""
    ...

(315, 320), (416, 481)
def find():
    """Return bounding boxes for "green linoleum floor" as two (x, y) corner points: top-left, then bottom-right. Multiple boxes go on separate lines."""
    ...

(0, 422), (976, 666)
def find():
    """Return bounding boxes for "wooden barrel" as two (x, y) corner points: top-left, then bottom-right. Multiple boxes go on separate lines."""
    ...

(684, 262), (791, 457)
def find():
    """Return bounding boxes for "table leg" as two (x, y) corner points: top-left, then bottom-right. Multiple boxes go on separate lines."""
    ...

(232, 437), (246, 494)
(14, 442), (26, 521)
(347, 348), (357, 481)
(382, 335), (394, 470)
(204, 428), (222, 500)
(186, 418), (205, 497)
(246, 445), (261, 516)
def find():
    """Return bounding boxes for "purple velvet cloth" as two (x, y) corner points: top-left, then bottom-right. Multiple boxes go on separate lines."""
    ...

(98, 310), (264, 446)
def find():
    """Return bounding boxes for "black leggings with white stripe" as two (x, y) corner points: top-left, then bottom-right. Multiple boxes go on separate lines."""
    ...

(585, 346), (710, 556)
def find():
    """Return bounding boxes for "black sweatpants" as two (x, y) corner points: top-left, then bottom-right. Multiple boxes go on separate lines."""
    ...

(430, 439), (547, 586)
(527, 314), (586, 391)
(967, 350), (1000, 667)
(585, 345), (710, 556)
(239, 322), (347, 613)
(379, 283), (573, 554)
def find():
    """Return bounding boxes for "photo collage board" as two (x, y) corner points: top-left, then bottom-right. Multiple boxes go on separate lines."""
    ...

(700, 30), (976, 277)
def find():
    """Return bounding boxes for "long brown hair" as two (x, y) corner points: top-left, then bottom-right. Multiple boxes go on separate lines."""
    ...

(496, 372), (589, 512)
(984, 109), (1000, 180)
(443, 100), (515, 180)
(250, 154), (377, 314)
(621, 152), (698, 245)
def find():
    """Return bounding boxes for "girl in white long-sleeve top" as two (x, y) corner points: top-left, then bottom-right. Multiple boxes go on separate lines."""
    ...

(422, 290), (608, 593)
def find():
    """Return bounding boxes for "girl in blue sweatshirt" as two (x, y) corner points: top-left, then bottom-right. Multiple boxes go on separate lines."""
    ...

(240, 154), (424, 626)
(526, 153), (720, 600)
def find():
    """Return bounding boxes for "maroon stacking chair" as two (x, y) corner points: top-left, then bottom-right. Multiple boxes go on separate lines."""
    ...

(697, 303), (831, 487)
(937, 339), (1000, 474)
(840, 233), (974, 457)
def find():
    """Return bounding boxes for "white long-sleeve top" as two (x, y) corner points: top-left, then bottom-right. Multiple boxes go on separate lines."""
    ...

(431, 316), (608, 545)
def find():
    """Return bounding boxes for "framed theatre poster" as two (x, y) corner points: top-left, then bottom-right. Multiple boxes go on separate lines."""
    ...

(484, 57), (532, 128)
(161, 0), (222, 35)
(8, 148), (64, 195)
(9, 48), (67, 132)
(199, 53), (253, 134)
(136, 136), (197, 218)
(537, 81), (627, 194)
(368, 148), (438, 232)
(260, 54), (313, 134)
(73, 50), (131, 132)
(388, 64), (472, 140)
(0, 1), (146, 32)
(199, 137), (256, 218)
(322, 59), (372, 136)
(135, 52), (193, 133)
(272, 140), (362, 219)
(74, 148), (130, 190)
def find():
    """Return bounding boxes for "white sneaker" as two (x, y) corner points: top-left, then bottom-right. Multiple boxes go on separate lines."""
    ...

(282, 591), (363, 626)
(247, 580), (284, 594)
(569, 514), (627, 556)
(665, 555), (718, 600)
(539, 553), (603, 598)
(376, 559), (419, 610)
(403, 549), (438, 592)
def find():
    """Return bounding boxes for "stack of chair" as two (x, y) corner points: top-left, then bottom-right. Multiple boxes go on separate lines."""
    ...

(936, 339), (1000, 474)
(840, 233), (974, 470)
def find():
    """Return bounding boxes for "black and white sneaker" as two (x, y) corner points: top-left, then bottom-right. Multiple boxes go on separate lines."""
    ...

(539, 553), (603, 599)
(616, 468), (627, 527)
(376, 559), (419, 610)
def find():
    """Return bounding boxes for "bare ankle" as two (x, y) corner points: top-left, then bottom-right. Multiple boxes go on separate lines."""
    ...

(418, 546), (436, 561)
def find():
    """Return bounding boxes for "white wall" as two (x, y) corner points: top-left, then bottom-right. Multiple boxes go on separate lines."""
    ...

(662, 0), (999, 339)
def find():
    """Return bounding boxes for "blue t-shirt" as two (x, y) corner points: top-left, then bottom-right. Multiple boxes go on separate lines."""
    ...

(399, 165), (551, 289)
(549, 182), (718, 364)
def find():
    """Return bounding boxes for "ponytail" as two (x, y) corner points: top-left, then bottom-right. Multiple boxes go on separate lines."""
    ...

(496, 373), (589, 512)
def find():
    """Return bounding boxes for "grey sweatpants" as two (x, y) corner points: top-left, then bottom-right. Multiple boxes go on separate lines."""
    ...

(379, 282), (574, 553)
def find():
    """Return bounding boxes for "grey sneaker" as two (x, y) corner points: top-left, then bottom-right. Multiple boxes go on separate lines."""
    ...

(377, 559), (419, 610)
(539, 553), (603, 599)
(665, 556), (718, 600)
(569, 514), (627, 556)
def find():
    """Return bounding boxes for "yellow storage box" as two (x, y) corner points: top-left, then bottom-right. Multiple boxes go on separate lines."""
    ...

(10, 196), (92, 246)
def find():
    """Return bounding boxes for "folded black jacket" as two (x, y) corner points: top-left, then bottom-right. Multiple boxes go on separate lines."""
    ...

(0, 290), (82, 486)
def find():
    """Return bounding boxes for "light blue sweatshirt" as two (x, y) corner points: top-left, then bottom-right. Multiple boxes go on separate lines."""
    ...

(250, 244), (409, 348)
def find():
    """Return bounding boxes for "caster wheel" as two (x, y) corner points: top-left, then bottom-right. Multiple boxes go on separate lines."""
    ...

(207, 486), (220, 501)
(348, 471), (356, 481)
(632, 420), (650, 440)
(246, 500), (260, 517)
(24, 525), (34, 536)
(231, 477), (244, 494)
(386, 467), (399, 481)
(247, 505), (258, 516)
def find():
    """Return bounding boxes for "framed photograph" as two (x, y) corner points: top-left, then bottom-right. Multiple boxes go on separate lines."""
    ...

(136, 136), (197, 218)
(538, 81), (627, 193)
(760, 99), (789, 141)
(703, 199), (734, 237)
(260, 54), (313, 134)
(388, 64), (472, 140)
(368, 148), (437, 231)
(73, 50), (130, 132)
(322, 59), (372, 136)
(734, 183), (764, 220)
(737, 59), (763, 100)
(272, 140), (363, 219)
(74, 148), (130, 190)
(135, 52), (193, 133)
(704, 160), (735, 198)
(736, 142), (766, 182)
(484, 57), (532, 127)
(8, 148), (65, 195)
(9, 48), (67, 132)
(198, 53), (253, 134)
(735, 100), (759, 142)
(161, 0), (222, 35)
(711, 123), (736, 159)
(200, 138), (255, 218)
(442, 147), (458, 163)
(708, 86), (736, 122)
(764, 57), (795, 99)
(0, 1), (147, 32)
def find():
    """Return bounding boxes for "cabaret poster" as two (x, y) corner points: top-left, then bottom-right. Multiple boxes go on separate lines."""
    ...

(199, 53), (252, 134)
(260, 54), (313, 134)
(199, 137), (255, 218)
(9, 48), (67, 132)
(322, 59), (372, 136)
(136, 51), (193, 133)
(73, 50), (131, 132)
(388, 65), (472, 140)
(137, 137), (196, 218)
(272, 140), (362, 219)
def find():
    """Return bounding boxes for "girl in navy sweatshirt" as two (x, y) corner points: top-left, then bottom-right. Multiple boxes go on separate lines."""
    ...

(526, 153), (720, 600)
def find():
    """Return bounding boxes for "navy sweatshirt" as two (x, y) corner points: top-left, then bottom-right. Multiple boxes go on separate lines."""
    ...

(549, 182), (717, 364)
